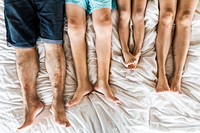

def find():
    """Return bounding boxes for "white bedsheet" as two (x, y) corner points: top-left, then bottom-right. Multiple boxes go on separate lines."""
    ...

(1, 0), (200, 132)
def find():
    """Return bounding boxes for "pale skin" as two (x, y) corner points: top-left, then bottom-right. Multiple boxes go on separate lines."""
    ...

(16, 44), (70, 132)
(156, 0), (199, 93)
(117, 0), (147, 70)
(66, 5), (120, 107)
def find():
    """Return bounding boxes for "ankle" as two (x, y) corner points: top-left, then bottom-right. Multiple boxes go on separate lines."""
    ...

(122, 49), (130, 53)
(158, 70), (167, 77)
(77, 79), (90, 86)
(172, 74), (182, 81)
(52, 95), (64, 103)
(132, 48), (141, 56)
(24, 96), (39, 104)
(25, 100), (42, 109)
(96, 79), (108, 86)
(173, 71), (182, 78)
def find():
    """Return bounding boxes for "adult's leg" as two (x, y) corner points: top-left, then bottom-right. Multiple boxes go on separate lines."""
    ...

(92, 9), (120, 104)
(155, 0), (177, 92)
(16, 49), (44, 132)
(130, 0), (147, 70)
(170, 0), (199, 93)
(45, 44), (70, 127)
(117, 0), (133, 67)
(66, 5), (93, 107)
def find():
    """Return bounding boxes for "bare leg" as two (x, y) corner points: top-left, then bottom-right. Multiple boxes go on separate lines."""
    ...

(45, 44), (70, 127)
(170, 0), (199, 93)
(117, 0), (134, 67)
(93, 9), (120, 104)
(16, 48), (44, 132)
(66, 5), (93, 107)
(155, 0), (177, 92)
(130, 0), (147, 70)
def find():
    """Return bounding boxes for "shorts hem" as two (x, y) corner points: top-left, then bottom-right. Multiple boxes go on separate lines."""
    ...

(7, 42), (36, 49)
(38, 38), (63, 44)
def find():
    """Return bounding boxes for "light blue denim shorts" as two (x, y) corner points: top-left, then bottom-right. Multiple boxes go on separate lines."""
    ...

(65, 0), (117, 14)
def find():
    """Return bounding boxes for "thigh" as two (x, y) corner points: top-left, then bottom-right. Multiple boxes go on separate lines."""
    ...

(117, 0), (131, 12)
(159, 0), (177, 16)
(35, 0), (65, 42)
(66, 0), (87, 11)
(89, 0), (116, 14)
(4, 0), (37, 48)
(177, 0), (199, 17)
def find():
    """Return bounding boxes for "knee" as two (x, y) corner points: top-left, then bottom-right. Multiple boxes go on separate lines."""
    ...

(94, 14), (112, 34)
(159, 8), (175, 26)
(98, 14), (112, 26)
(175, 10), (193, 28)
(67, 18), (85, 35)
(132, 8), (145, 22)
(118, 9), (131, 24)
(68, 17), (79, 28)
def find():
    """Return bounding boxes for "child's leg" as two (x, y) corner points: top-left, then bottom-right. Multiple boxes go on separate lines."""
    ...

(130, 0), (147, 70)
(156, 0), (177, 92)
(92, 9), (120, 104)
(117, 0), (133, 68)
(170, 0), (199, 93)
(66, 4), (93, 107)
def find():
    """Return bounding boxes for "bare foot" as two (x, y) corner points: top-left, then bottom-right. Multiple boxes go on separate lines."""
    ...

(67, 82), (93, 107)
(122, 51), (136, 67)
(94, 81), (120, 104)
(128, 52), (141, 70)
(170, 76), (182, 93)
(50, 102), (71, 128)
(156, 75), (170, 92)
(17, 101), (44, 132)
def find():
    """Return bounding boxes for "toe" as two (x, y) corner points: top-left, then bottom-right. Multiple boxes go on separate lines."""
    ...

(128, 64), (134, 70)
(66, 101), (74, 108)
(66, 101), (72, 107)
(128, 65), (132, 70)
(156, 88), (162, 92)
(67, 98), (80, 107)
(164, 87), (169, 91)
(112, 97), (120, 104)
(156, 89), (160, 93)
(131, 65), (136, 70)
(66, 121), (71, 128)
(17, 121), (33, 132)
(107, 96), (120, 104)
(170, 87), (175, 92)
(56, 119), (67, 127)
(130, 66), (134, 70)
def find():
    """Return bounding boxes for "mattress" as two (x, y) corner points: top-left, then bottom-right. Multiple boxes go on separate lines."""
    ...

(1, 0), (200, 132)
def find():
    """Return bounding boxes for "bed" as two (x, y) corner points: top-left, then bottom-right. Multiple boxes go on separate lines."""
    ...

(1, 0), (200, 132)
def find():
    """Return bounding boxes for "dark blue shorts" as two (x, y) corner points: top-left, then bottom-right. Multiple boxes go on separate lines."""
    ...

(4, 0), (65, 48)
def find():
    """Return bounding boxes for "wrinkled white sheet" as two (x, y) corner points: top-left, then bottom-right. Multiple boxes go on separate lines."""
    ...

(1, 0), (200, 132)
